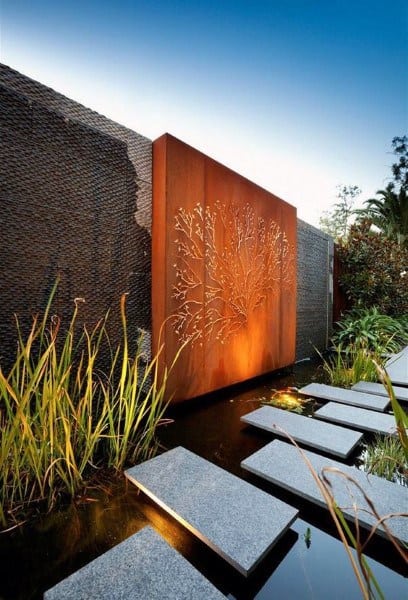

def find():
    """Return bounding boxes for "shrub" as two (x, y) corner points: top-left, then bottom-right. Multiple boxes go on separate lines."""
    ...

(337, 221), (408, 316)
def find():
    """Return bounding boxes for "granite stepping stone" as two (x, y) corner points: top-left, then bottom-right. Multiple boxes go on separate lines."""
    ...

(315, 403), (397, 436)
(44, 526), (225, 599)
(125, 446), (298, 576)
(386, 349), (408, 386)
(241, 440), (408, 545)
(241, 405), (363, 458)
(352, 381), (408, 402)
(299, 383), (389, 412)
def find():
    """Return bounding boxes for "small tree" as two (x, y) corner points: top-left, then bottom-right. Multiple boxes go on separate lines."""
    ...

(319, 185), (361, 241)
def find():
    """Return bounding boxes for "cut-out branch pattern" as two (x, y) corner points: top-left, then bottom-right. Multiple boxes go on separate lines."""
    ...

(172, 201), (295, 344)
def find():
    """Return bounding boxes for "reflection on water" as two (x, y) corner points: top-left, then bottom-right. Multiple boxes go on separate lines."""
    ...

(0, 360), (406, 599)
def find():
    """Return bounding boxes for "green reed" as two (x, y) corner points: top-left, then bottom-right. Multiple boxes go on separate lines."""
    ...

(321, 343), (381, 388)
(0, 285), (177, 529)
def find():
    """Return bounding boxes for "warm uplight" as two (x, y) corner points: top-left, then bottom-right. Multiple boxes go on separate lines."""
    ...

(267, 387), (312, 413)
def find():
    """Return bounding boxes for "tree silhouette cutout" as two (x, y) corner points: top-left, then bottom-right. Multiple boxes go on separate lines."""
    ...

(172, 201), (294, 345)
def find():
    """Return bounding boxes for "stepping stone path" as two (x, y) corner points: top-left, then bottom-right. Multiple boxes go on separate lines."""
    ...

(241, 405), (363, 458)
(126, 446), (298, 576)
(241, 440), (408, 546)
(299, 382), (389, 412)
(386, 348), (408, 387)
(44, 526), (225, 599)
(352, 381), (408, 402)
(315, 403), (397, 436)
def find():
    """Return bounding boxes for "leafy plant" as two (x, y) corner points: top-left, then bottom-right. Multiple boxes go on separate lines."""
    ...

(0, 284), (181, 529)
(332, 307), (408, 354)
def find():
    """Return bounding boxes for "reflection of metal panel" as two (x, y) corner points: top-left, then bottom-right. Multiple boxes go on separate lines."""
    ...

(153, 134), (297, 402)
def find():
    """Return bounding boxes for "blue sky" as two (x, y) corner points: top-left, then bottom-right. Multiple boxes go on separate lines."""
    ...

(1, 0), (407, 225)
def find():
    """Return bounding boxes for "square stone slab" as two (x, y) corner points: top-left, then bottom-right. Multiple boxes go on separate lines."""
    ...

(44, 526), (225, 599)
(126, 447), (298, 576)
(299, 383), (389, 411)
(315, 403), (397, 436)
(241, 440), (408, 545)
(241, 405), (363, 458)
(352, 381), (408, 402)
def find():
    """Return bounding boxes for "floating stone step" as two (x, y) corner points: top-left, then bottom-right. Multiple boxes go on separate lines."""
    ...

(125, 446), (298, 576)
(299, 383), (389, 412)
(44, 526), (225, 599)
(241, 405), (363, 458)
(352, 381), (408, 402)
(241, 440), (408, 546)
(315, 403), (397, 436)
(386, 349), (408, 387)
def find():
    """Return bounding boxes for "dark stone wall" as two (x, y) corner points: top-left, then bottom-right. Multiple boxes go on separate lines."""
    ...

(0, 64), (333, 370)
(0, 65), (152, 365)
(296, 219), (334, 360)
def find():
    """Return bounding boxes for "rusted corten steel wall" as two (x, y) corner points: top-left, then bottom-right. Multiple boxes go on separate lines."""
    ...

(153, 134), (297, 402)
(0, 65), (152, 367)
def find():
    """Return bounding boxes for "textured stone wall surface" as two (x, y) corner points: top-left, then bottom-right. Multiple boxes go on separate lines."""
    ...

(296, 219), (334, 360)
(0, 64), (152, 365)
(0, 64), (332, 373)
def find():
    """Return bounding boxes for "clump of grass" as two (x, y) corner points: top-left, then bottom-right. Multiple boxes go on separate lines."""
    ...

(360, 435), (408, 486)
(0, 284), (179, 529)
(320, 343), (381, 388)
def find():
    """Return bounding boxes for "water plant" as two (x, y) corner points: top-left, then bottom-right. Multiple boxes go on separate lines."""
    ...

(0, 284), (179, 529)
(360, 435), (407, 485)
(320, 343), (381, 388)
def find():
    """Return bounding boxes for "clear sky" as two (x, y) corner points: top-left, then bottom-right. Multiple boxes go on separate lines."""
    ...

(1, 0), (407, 225)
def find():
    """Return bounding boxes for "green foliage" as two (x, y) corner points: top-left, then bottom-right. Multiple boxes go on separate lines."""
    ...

(0, 285), (178, 529)
(319, 184), (361, 241)
(361, 434), (407, 485)
(337, 221), (408, 316)
(355, 183), (408, 248)
(391, 135), (408, 190)
(321, 344), (380, 388)
(332, 307), (408, 354)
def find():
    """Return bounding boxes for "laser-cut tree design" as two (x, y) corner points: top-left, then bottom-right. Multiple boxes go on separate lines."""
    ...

(172, 201), (294, 345)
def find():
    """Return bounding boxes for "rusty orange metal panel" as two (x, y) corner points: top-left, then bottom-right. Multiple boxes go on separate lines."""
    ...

(152, 134), (297, 403)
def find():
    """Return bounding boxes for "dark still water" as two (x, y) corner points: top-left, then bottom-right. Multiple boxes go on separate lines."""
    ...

(1, 360), (407, 599)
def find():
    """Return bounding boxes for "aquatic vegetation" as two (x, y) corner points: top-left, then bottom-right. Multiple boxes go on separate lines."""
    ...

(360, 435), (407, 486)
(320, 344), (381, 388)
(0, 284), (180, 529)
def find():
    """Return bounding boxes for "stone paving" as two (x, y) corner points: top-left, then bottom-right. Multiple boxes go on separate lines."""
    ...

(352, 381), (408, 402)
(241, 440), (408, 545)
(386, 347), (408, 386)
(315, 402), (397, 436)
(241, 405), (363, 458)
(126, 446), (298, 576)
(45, 526), (225, 599)
(299, 382), (389, 411)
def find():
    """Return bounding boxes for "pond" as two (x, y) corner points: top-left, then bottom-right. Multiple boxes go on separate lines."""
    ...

(0, 359), (406, 599)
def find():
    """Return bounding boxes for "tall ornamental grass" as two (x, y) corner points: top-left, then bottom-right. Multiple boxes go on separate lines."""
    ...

(0, 286), (178, 529)
(320, 343), (381, 388)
